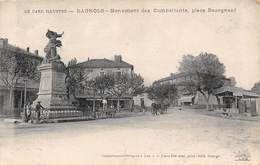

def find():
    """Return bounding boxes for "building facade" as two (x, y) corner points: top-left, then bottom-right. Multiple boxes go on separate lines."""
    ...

(0, 38), (42, 117)
(75, 55), (134, 111)
(215, 86), (260, 115)
(153, 72), (260, 114)
(78, 55), (133, 80)
(133, 93), (154, 109)
(153, 72), (229, 107)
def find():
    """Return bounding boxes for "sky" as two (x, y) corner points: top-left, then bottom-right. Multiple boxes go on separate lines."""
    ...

(0, 0), (259, 89)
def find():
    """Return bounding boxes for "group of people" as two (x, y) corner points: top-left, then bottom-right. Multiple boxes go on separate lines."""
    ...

(151, 103), (168, 115)
(24, 101), (44, 122)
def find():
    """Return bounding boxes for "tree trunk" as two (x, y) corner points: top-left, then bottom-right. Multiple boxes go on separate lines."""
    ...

(117, 98), (120, 112)
(205, 100), (209, 110)
(200, 90), (211, 111)
(216, 96), (221, 110)
(8, 88), (14, 115)
(206, 94), (212, 111)
(93, 100), (95, 112)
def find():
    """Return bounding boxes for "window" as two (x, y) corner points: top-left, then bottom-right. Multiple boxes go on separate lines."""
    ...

(116, 71), (121, 77)
(0, 96), (4, 112)
(100, 72), (105, 76)
(107, 69), (112, 74)
(84, 69), (93, 74)
(14, 91), (21, 108)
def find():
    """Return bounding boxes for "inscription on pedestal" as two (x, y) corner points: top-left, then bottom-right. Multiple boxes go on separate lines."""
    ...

(40, 76), (51, 91)
(33, 62), (72, 108)
(53, 72), (66, 92)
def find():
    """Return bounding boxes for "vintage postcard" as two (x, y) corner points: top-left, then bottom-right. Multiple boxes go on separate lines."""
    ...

(0, 0), (260, 165)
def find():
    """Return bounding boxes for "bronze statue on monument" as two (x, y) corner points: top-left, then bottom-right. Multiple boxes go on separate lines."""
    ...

(43, 29), (64, 63)
(43, 29), (66, 72)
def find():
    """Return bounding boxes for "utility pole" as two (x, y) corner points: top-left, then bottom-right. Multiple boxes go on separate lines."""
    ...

(23, 78), (28, 121)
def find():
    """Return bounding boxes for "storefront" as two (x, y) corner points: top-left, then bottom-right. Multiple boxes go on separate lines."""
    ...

(215, 86), (260, 116)
(76, 95), (133, 112)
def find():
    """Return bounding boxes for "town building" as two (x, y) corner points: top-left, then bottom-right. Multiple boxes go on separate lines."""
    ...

(78, 55), (133, 79)
(133, 92), (154, 110)
(0, 38), (42, 117)
(153, 72), (229, 106)
(74, 55), (134, 111)
(154, 72), (260, 115)
(215, 86), (260, 116)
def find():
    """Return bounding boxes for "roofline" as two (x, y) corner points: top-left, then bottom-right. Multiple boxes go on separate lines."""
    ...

(76, 58), (133, 69)
(155, 72), (228, 83)
(155, 72), (193, 82)
(77, 65), (133, 69)
(214, 86), (260, 98)
(1, 46), (43, 60)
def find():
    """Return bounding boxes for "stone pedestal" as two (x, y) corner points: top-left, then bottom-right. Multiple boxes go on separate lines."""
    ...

(33, 60), (77, 118)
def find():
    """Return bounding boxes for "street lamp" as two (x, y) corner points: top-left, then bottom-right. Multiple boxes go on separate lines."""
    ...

(23, 78), (28, 121)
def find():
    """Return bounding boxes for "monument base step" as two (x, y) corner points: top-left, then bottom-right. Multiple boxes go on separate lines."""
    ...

(51, 116), (95, 123)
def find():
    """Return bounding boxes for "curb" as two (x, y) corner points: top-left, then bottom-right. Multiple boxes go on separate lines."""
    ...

(3, 118), (22, 123)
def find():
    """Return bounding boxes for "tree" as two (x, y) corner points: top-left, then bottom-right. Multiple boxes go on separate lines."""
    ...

(224, 76), (236, 86)
(181, 81), (197, 96)
(251, 81), (260, 94)
(86, 73), (144, 111)
(84, 74), (115, 111)
(108, 73), (144, 111)
(0, 49), (40, 114)
(229, 77), (236, 86)
(89, 74), (115, 96)
(147, 83), (178, 105)
(65, 58), (85, 99)
(178, 52), (226, 110)
(127, 73), (145, 96)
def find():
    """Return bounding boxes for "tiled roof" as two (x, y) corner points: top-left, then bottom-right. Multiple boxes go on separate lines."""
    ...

(155, 72), (192, 83)
(6, 46), (42, 60)
(214, 86), (243, 94)
(155, 72), (229, 84)
(214, 86), (260, 98)
(77, 58), (133, 68)
(0, 39), (43, 60)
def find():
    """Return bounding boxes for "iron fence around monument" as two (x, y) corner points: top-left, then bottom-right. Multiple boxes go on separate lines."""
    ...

(28, 107), (117, 122)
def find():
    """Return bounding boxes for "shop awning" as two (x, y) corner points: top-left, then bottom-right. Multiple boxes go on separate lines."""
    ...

(215, 86), (260, 98)
(178, 96), (193, 103)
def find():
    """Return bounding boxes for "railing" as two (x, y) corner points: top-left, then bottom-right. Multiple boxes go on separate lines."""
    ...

(27, 107), (117, 122)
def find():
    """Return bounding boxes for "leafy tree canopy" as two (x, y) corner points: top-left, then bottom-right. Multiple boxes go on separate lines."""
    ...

(178, 52), (226, 110)
(66, 58), (85, 97)
(147, 83), (177, 104)
(251, 81), (260, 94)
(0, 49), (41, 88)
(179, 52), (226, 95)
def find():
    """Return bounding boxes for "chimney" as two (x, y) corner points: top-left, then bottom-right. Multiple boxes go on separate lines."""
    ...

(114, 55), (122, 63)
(34, 50), (38, 55)
(26, 47), (30, 52)
(0, 38), (8, 48)
(88, 57), (90, 61)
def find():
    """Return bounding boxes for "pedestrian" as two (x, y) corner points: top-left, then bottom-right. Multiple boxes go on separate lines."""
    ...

(35, 101), (44, 121)
(26, 103), (32, 122)
(102, 99), (107, 111)
(142, 105), (146, 113)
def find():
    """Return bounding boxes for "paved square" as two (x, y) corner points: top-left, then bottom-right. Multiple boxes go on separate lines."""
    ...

(0, 109), (259, 165)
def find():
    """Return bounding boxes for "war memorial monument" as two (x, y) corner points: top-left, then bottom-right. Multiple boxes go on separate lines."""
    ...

(32, 30), (77, 118)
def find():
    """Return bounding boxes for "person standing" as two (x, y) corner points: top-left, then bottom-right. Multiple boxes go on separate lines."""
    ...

(102, 99), (107, 111)
(35, 101), (44, 121)
(26, 104), (32, 122)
